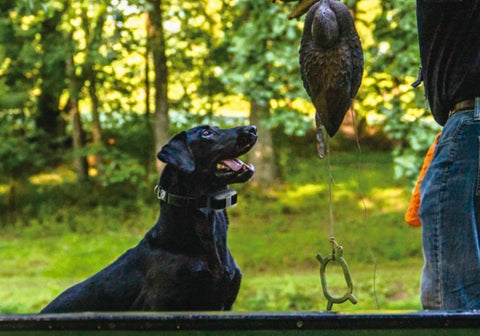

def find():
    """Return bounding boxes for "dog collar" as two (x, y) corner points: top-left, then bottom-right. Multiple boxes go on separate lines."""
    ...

(154, 185), (237, 210)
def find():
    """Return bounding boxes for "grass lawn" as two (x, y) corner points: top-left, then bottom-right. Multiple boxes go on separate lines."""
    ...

(0, 262), (422, 314)
(0, 149), (424, 314)
(236, 262), (423, 312)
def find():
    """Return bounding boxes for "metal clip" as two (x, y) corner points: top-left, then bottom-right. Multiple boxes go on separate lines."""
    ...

(154, 185), (166, 201)
(317, 242), (357, 311)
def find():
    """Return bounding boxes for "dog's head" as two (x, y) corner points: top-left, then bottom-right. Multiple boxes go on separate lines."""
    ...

(157, 125), (257, 189)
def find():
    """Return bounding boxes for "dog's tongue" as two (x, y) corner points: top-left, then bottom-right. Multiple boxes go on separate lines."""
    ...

(222, 158), (250, 172)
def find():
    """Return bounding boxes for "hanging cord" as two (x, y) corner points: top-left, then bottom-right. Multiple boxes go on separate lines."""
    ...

(326, 135), (340, 258)
(318, 132), (357, 311)
(350, 108), (380, 309)
(326, 135), (335, 244)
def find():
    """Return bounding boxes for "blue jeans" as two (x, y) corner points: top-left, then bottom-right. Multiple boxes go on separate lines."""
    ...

(419, 100), (480, 310)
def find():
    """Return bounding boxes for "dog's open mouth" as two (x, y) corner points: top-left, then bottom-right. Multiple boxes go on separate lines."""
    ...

(217, 158), (254, 173)
(217, 158), (255, 173)
(215, 158), (255, 183)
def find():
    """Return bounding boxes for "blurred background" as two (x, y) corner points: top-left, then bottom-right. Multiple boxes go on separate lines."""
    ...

(0, 0), (439, 313)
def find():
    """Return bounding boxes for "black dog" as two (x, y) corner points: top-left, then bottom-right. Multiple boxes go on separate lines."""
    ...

(41, 125), (257, 312)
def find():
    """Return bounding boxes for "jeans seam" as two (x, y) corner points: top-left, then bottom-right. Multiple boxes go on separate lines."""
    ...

(437, 130), (461, 308)
(435, 175), (445, 308)
(477, 137), (480, 196)
(439, 116), (468, 146)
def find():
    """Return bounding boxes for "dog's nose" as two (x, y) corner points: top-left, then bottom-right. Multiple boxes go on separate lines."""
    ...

(238, 125), (258, 148)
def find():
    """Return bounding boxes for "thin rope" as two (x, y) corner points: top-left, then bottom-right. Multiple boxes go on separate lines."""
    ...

(350, 108), (380, 309)
(326, 134), (335, 240)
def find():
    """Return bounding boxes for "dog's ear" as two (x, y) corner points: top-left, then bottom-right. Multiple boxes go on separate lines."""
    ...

(157, 132), (195, 173)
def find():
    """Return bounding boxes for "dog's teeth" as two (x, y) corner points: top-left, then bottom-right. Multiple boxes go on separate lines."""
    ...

(217, 162), (230, 171)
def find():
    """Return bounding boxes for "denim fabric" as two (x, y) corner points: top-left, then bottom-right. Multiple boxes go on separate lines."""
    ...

(419, 104), (480, 310)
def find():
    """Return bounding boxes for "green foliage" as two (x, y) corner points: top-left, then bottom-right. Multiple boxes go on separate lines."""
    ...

(96, 112), (155, 186)
(0, 112), (46, 179)
(1, 0), (442, 186)
(389, 113), (441, 182)
(223, 0), (303, 101)
(267, 109), (313, 137)
(358, 0), (441, 181)
(166, 0), (231, 116)
(221, 0), (312, 134)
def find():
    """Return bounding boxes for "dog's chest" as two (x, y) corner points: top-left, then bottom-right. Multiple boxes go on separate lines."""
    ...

(137, 251), (239, 310)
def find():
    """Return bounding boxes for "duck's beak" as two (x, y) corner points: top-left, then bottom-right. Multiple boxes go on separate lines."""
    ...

(287, 0), (319, 19)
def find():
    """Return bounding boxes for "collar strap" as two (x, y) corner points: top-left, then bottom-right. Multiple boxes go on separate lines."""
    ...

(154, 185), (237, 210)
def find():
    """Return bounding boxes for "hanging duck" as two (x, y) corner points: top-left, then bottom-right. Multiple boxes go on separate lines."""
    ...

(297, 0), (363, 158)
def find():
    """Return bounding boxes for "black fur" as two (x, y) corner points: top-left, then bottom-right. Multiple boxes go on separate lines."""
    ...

(41, 125), (257, 312)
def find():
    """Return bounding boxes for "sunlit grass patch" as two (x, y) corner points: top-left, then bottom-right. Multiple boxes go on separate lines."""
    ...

(0, 184), (8, 195)
(29, 166), (77, 185)
(362, 187), (410, 212)
(285, 184), (326, 200)
(29, 173), (63, 185)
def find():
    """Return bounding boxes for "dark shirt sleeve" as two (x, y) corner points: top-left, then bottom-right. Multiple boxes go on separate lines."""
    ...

(417, 0), (480, 125)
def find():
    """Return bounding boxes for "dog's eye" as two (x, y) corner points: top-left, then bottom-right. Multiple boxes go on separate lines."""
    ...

(202, 129), (213, 138)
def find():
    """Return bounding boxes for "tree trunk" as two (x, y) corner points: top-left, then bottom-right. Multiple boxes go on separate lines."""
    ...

(249, 99), (279, 187)
(145, 13), (151, 120)
(67, 58), (89, 181)
(144, 12), (154, 186)
(69, 98), (89, 181)
(147, 0), (170, 173)
(89, 78), (103, 177)
(36, 9), (66, 141)
(84, 7), (105, 178)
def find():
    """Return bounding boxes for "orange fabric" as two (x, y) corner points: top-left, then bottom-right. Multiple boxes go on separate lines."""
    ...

(405, 133), (441, 227)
